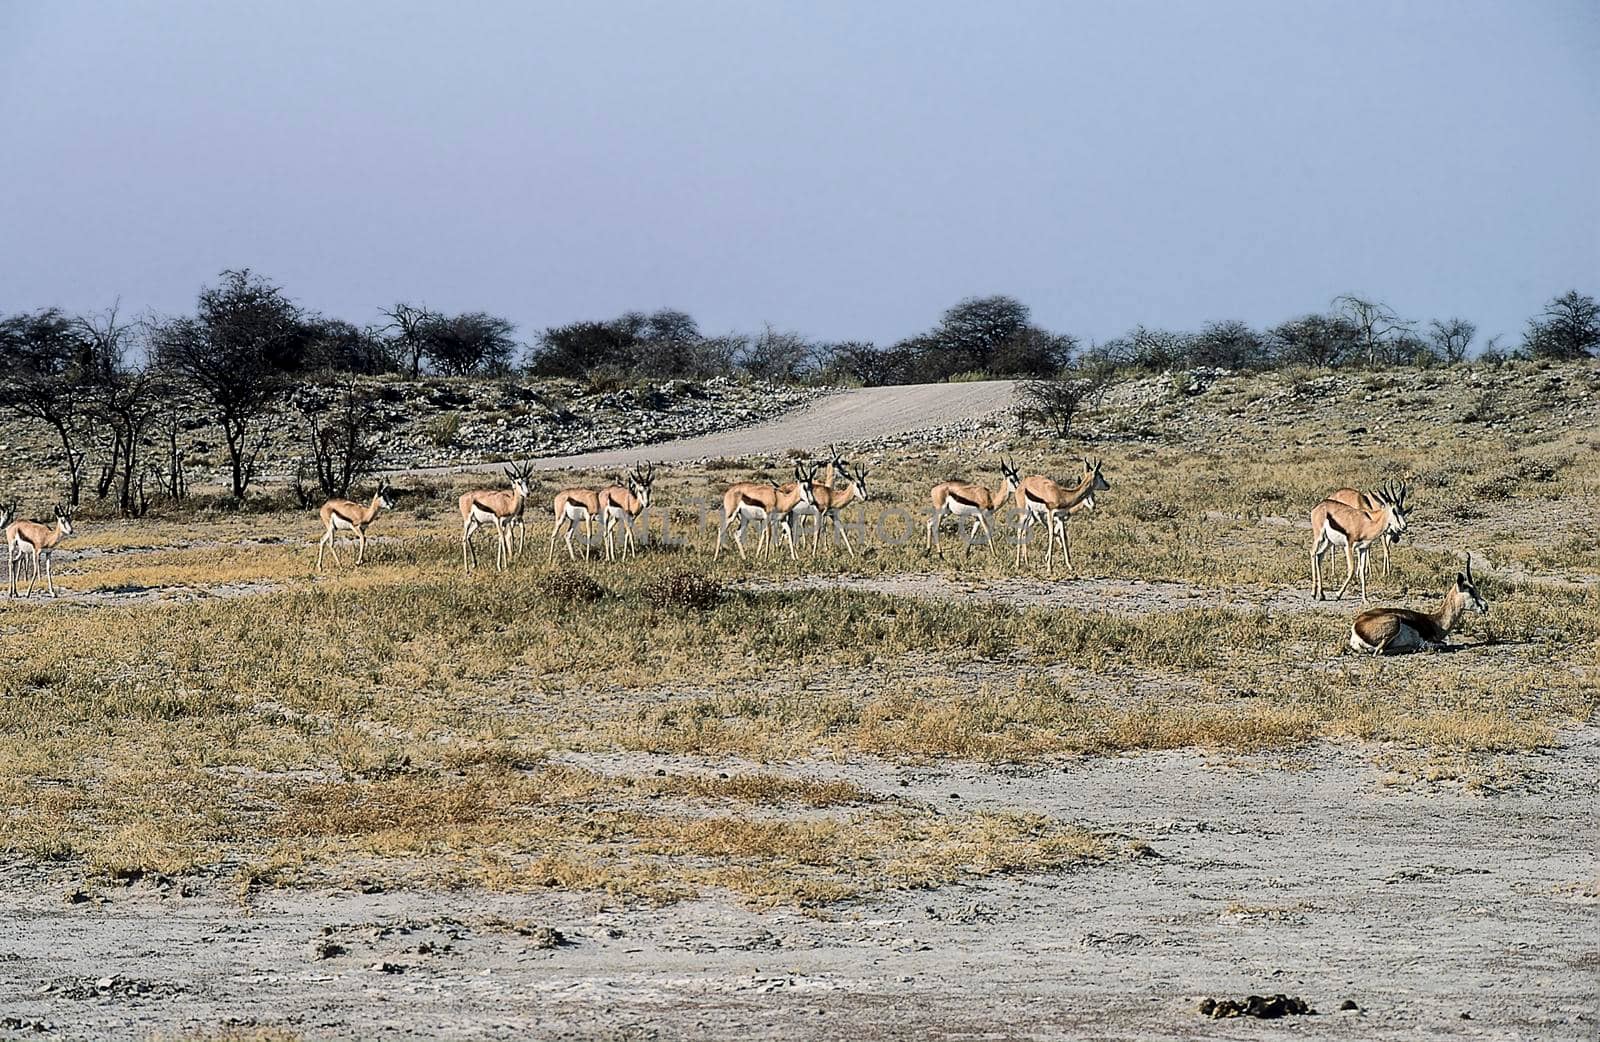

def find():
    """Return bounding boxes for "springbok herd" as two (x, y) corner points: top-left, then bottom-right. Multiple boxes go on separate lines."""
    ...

(2, 447), (1490, 655)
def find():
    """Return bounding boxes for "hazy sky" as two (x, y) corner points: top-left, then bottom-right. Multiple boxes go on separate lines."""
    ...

(2, 1), (1595, 348)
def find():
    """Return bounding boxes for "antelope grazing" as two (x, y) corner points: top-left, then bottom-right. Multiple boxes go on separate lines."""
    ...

(1310, 480), (1409, 601)
(714, 463), (818, 561)
(460, 462), (532, 574)
(926, 457), (1020, 554)
(598, 462), (655, 560)
(316, 481), (395, 570)
(7, 505), (74, 598)
(809, 462), (870, 557)
(1349, 554), (1488, 654)
(1015, 458), (1111, 573)
(548, 480), (603, 563)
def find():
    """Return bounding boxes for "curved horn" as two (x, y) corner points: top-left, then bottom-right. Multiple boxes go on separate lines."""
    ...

(1465, 552), (1473, 581)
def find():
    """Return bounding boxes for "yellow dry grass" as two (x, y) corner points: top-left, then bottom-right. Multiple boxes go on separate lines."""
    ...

(1, 363), (1595, 904)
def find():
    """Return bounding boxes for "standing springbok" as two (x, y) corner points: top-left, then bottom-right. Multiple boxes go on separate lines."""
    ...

(7, 505), (75, 598)
(1349, 554), (1487, 654)
(714, 464), (818, 561)
(791, 445), (848, 547)
(926, 457), (1021, 554)
(460, 462), (532, 574)
(547, 479), (604, 563)
(1310, 480), (1409, 601)
(599, 462), (655, 560)
(1015, 459), (1111, 573)
(1327, 485), (1400, 576)
(809, 463), (870, 557)
(317, 481), (395, 570)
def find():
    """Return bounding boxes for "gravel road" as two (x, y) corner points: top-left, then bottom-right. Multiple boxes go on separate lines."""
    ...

(388, 379), (1016, 476)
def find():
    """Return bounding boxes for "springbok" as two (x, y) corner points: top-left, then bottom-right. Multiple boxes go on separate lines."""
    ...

(1015, 459), (1111, 573)
(317, 481), (395, 570)
(548, 480), (603, 563)
(460, 462), (532, 574)
(7, 505), (75, 598)
(780, 445), (846, 548)
(1349, 554), (1487, 654)
(1328, 485), (1401, 575)
(714, 464), (818, 561)
(927, 458), (1021, 554)
(809, 462), (870, 557)
(598, 462), (655, 560)
(1310, 480), (1409, 601)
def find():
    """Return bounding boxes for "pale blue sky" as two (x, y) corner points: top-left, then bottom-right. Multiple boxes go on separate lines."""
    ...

(1, 1), (1595, 347)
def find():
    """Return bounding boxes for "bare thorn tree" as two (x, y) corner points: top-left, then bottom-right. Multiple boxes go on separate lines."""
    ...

(381, 303), (439, 377)
(1426, 318), (1476, 364)
(1016, 368), (1111, 439)
(291, 378), (380, 502)
(1333, 295), (1414, 366)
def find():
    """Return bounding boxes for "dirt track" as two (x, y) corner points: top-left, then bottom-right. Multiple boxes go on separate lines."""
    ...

(5, 736), (1595, 1040)
(389, 380), (1016, 476)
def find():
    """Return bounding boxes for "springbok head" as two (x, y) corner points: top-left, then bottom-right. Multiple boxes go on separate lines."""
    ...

(630, 461), (656, 508)
(1455, 553), (1489, 616)
(376, 480), (396, 510)
(826, 443), (850, 479)
(1376, 479), (1410, 542)
(1085, 458), (1111, 494)
(794, 463), (821, 507)
(54, 504), (74, 536)
(999, 454), (1021, 492)
(505, 461), (534, 498)
(846, 463), (870, 502)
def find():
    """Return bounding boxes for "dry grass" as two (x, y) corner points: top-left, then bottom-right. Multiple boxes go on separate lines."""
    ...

(1, 364), (1596, 904)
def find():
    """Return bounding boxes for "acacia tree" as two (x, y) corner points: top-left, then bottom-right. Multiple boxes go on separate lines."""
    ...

(0, 308), (94, 504)
(152, 270), (302, 499)
(422, 312), (517, 376)
(1268, 313), (1361, 367)
(1522, 290), (1600, 359)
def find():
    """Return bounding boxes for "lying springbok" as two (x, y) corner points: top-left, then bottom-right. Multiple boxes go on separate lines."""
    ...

(1349, 554), (1487, 654)
(599, 462), (656, 560)
(926, 457), (1020, 554)
(7, 505), (75, 598)
(809, 462), (870, 557)
(317, 481), (395, 570)
(1310, 480), (1409, 601)
(460, 462), (532, 574)
(548, 480), (603, 563)
(714, 464), (818, 561)
(1015, 459), (1111, 573)
(1327, 485), (1400, 575)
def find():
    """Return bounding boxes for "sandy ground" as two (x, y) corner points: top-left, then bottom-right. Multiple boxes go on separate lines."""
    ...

(3, 733), (1595, 1041)
(388, 380), (1017, 477)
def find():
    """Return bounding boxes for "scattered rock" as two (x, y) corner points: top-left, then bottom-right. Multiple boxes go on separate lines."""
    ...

(1340, 998), (1360, 1011)
(0, 1016), (50, 1033)
(522, 926), (567, 950)
(308, 938), (346, 961)
(368, 961), (405, 974)
(1198, 994), (1315, 1019)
